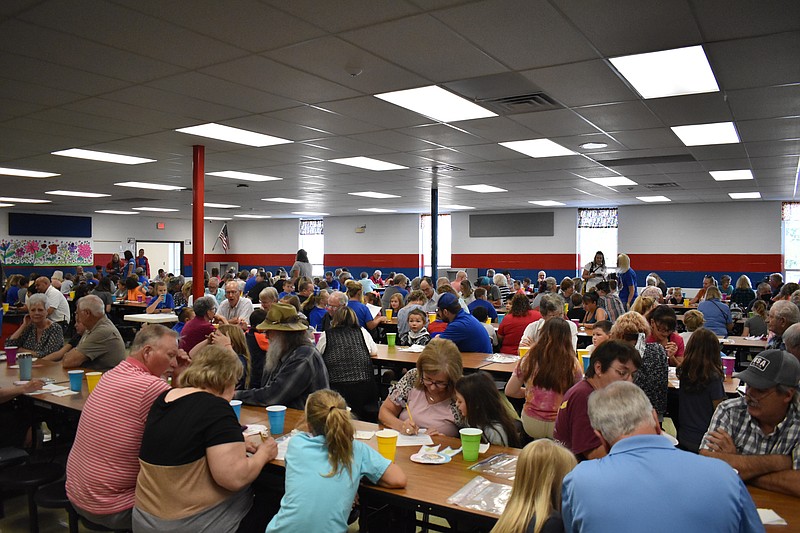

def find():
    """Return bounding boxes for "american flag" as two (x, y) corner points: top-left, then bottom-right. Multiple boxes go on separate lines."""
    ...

(218, 223), (229, 252)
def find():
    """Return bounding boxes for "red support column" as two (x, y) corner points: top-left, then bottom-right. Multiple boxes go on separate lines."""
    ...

(192, 145), (205, 301)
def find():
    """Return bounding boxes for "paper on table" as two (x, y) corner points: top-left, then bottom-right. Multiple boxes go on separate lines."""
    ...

(484, 354), (519, 364)
(757, 509), (787, 525)
(27, 383), (68, 395)
(479, 443), (490, 454)
(355, 430), (375, 440)
(399, 344), (425, 353)
(51, 390), (79, 397)
(366, 303), (382, 319)
(397, 433), (434, 446)
(243, 424), (268, 438)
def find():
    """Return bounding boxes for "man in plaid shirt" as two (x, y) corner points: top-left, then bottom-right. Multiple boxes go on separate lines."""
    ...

(701, 349), (800, 497)
(596, 281), (625, 323)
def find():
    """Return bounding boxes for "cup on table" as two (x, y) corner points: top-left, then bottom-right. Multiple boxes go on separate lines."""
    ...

(460, 428), (483, 462)
(683, 298), (690, 307)
(376, 429), (399, 462)
(1, 303), (8, 313)
(721, 356), (736, 380)
(518, 345), (531, 358)
(266, 405), (287, 434)
(18, 354), (32, 381)
(111, 295), (117, 303)
(497, 313), (505, 324)
(577, 349), (591, 372)
(5, 347), (18, 366)
(137, 294), (144, 303)
(386, 309), (393, 321)
(69, 291), (76, 300)
(85, 372), (102, 394)
(313, 331), (322, 344)
(230, 400), (242, 420)
(68, 370), (84, 392)
(386, 332), (397, 347)
(428, 312), (437, 324)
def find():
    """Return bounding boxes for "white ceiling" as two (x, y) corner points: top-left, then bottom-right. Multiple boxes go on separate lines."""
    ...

(0, 0), (798, 220)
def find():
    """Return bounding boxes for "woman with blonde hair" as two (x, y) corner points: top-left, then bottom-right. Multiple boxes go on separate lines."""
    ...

(134, 345), (277, 532)
(490, 440), (576, 533)
(630, 295), (656, 317)
(616, 253), (637, 310)
(189, 324), (252, 389)
(345, 279), (385, 330)
(697, 286), (732, 336)
(610, 312), (668, 421)
(731, 275), (755, 308)
(742, 299), (768, 337)
(266, 389), (406, 531)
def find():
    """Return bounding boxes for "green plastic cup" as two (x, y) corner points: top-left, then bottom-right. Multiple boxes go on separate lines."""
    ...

(386, 332), (396, 347)
(460, 428), (483, 462)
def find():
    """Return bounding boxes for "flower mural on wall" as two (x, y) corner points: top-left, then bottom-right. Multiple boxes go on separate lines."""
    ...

(0, 239), (93, 266)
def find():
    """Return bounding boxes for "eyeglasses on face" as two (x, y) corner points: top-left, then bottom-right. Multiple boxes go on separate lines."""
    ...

(422, 376), (449, 388)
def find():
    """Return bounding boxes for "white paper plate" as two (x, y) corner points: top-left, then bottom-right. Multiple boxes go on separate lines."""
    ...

(410, 452), (451, 464)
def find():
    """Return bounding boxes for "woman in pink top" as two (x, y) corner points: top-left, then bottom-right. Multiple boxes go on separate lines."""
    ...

(378, 338), (465, 437)
(505, 318), (582, 439)
(497, 293), (541, 354)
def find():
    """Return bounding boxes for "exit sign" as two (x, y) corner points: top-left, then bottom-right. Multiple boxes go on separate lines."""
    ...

(156, 222), (165, 230)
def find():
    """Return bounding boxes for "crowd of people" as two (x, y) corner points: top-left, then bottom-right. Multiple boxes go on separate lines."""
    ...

(1, 247), (799, 532)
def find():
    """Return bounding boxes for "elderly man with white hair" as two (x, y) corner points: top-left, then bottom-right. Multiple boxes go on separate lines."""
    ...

(219, 280), (254, 330)
(562, 381), (761, 532)
(783, 323), (800, 361)
(62, 295), (125, 370)
(766, 300), (800, 351)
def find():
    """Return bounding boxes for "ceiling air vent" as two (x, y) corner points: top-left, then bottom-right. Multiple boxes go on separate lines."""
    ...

(416, 165), (463, 173)
(643, 182), (681, 190)
(477, 92), (561, 115)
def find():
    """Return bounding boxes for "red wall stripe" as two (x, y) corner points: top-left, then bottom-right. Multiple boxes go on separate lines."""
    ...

(324, 254), (420, 269)
(629, 254), (782, 272)
(204, 253), (296, 266)
(452, 253), (577, 270)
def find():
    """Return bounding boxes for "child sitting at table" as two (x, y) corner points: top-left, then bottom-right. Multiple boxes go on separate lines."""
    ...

(566, 293), (584, 321)
(388, 292), (404, 316)
(490, 439), (576, 533)
(470, 306), (498, 349)
(667, 286), (684, 304)
(172, 307), (194, 336)
(679, 310), (705, 345)
(398, 308), (431, 347)
(265, 390), (406, 532)
(588, 320), (611, 353)
(455, 372), (520, 447)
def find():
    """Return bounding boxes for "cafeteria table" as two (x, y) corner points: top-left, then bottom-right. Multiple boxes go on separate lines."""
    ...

(371, 344), (494, 372)
(123, 312), (179, 325)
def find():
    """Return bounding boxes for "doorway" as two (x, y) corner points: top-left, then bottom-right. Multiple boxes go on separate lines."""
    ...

(136, 241), (184, 277)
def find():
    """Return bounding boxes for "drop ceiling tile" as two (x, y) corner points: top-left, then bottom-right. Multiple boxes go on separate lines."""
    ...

(319, 97), (432, 130)
(449, 143), (526, 161)
(266, 0), (420, 33)
(0, 53), (129, 95)
(707, 32), (800, 91)
(645, 93), (733, 126)
(737, 117), (800, 143)
(394, 124), (485, 147)
(577, 102), (664, 132)
(521, 60), (637, 107)
(552, 0), (700, 56)
(341, 14), (506, 82)
(434, 0), (598, 70)
(104, 86), (246, 123)
(726, 85), (800, 121)
(509, 109), (600, 137)
(745, 140), (800, 157)
(347, 131), (436, 152)
(265, 106), (380, 136)
(609, 128), (684, 150)
(456, 116), (540, 143)
(692, 0), (800, 41)
(689, 144), (749, 161)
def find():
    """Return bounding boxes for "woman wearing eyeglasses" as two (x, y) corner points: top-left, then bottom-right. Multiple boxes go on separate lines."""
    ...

(379, 338), (464, 437)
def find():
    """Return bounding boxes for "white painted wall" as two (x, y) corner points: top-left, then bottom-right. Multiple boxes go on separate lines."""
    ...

(324, 214), (420, 254)
(214, 219), (299, 254)
(618, 201), (780, 254)
(450, 208), (578, 254)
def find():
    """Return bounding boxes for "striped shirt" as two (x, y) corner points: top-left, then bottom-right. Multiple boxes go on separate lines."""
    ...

(66, 358), (169, 515)
(700, 396), (800, 468)
(599, 293), (626, 322)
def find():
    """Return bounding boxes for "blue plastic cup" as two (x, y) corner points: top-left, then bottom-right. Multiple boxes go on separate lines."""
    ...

(18, 354), (32, 381)
(68, 370), (84, 392)
(230, 400), (242, 420)
(267, 405), (287, 434)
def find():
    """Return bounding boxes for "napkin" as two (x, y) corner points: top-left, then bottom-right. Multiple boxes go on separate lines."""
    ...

(757, 509), (787, 525)
(355, 430), (375, 440)
(51, 390), (79, 397)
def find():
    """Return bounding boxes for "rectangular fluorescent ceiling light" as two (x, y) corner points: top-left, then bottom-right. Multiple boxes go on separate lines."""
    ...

(204, 202), (240, 209)
(529, 200), (565, 207)
(45, 190), (110, 198)
(96, 210), (138, 215)
(375, 85), (497, 123)
(610, 45), (719, 99)
(207, 171), (282, 182)
(204, 216), (232, 221)
(588, 177), (637, 187)
(359, 208), (397, 213)
(348, 191), (401, 199)
(234, 214), (272, 219)
(671, 122), (740, 146)
(132, 207), (179, 212)
(710, 170), (753, 181)
(175, 123), (292, 147)
(262, 197), (305, 204)
(500, 139), (576, 158)
(52, 148), (155, 165)
(328, 157), (407, 171)
(0, 167), (60, 178)
(456, 184), (507, 193)
(729, 192), (761, 199)
(0, 203), (13, 208)
(115, 181), (185, 191)
(292, 212), (329, 216)
(0, 197), (50, 204)
(637, 195), (671, 203)
(442, 205), (475, 210)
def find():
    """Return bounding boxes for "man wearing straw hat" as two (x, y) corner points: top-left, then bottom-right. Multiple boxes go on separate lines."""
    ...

(235, 302), (328, 410)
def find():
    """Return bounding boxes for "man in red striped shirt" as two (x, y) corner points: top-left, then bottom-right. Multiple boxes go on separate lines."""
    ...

(66, 325), (189, 531)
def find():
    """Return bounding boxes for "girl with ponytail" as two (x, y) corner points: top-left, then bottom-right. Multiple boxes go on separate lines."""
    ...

(266, 390), (406, 532)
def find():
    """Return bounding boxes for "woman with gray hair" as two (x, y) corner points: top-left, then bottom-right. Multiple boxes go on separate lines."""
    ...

(519, 293), (578, 350)
(5, 292), (64, 358)
(493, 273), (512, 307)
